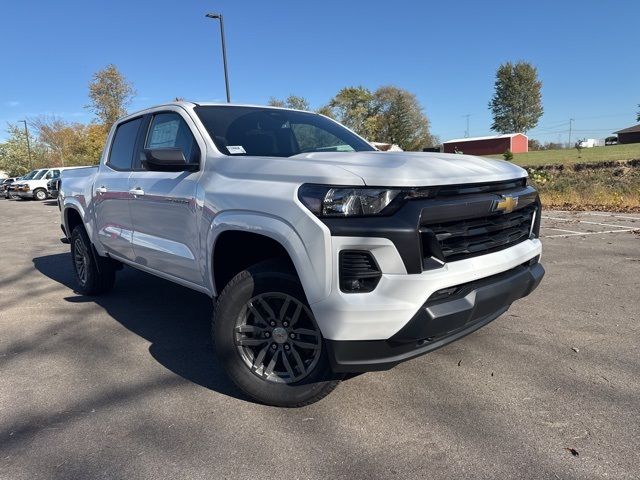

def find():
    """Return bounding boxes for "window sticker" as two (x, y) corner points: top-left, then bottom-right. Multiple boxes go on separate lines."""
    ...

(148, 120), (179, 148)
(227, 145), (246, 154)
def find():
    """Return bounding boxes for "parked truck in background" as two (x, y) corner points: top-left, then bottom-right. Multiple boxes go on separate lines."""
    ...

(60, 101), (544, 407)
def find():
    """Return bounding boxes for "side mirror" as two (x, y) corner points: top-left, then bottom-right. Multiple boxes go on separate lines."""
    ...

(142, 148), (199, 172)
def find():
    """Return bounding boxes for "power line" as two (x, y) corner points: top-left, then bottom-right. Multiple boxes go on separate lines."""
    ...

(528, 122), (570, 133)
(571, 127), (623, 132)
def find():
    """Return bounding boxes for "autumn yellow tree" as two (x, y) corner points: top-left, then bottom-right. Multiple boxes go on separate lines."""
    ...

(31, 117), (106, 166)
(86, 64), (136, 132)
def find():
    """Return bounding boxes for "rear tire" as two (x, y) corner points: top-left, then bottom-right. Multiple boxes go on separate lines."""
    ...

(213, 260), (341, 407)
(34, 188), (47, 201)
(70, 226), (116, 295)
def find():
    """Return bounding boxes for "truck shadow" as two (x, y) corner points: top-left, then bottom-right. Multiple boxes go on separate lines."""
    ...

(32, 253), (244, 402)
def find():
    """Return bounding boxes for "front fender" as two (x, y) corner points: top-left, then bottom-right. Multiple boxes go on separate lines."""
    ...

(206, 211), (331, 304)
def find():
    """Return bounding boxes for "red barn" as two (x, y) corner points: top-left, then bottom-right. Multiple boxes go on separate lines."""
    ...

(443, 133), (528, 155)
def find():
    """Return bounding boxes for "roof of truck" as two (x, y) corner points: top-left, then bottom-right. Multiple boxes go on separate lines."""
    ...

(127, 101), (317, 117)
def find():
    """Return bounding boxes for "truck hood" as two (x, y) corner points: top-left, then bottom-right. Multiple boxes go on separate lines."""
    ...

(292, 151), (527, 186)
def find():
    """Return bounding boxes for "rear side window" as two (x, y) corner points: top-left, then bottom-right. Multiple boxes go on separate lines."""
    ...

(145, 112), (200, 164)
(108, 117), (143, 170)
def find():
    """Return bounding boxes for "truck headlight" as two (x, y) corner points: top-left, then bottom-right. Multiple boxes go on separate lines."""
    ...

(298, 185), (402, 217)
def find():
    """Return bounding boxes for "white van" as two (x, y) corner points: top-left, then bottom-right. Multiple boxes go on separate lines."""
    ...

(14, 167), (87, 200)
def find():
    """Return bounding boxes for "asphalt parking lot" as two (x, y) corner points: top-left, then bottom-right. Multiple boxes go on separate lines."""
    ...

(1, 199), (639, 480)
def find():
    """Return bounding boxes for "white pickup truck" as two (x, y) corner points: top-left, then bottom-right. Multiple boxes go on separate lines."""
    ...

(60, 101), (544, 407)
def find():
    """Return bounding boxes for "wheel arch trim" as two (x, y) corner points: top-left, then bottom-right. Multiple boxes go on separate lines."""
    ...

(62, 200), (105, 256)
(207, 211), (329, 303)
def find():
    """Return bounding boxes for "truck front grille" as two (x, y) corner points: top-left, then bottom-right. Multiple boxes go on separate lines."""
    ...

(421, 204), (536, 263)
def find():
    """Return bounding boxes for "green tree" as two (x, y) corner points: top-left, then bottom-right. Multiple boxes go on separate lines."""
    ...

(528, 138), (543, 151)
(268, 95), (310, 111)
(489, 61), (543, 133)
(637, 104), (639, 122)
(0, 123), (47, 176)
(326, 86), (379, 139)
(86, 64), (136, 131)
(315, 104), (335, 119)
(373, 86), (435, 150)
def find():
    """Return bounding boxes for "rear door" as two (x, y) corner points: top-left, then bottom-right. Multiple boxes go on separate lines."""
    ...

(93, 117), (143, 261)
(127, 110), (203, 285)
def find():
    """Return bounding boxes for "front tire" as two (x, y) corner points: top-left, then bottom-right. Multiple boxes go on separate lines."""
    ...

(70, 226), (116, 295)
(213, 260), (341, 407)
(34, 188), (47, 201)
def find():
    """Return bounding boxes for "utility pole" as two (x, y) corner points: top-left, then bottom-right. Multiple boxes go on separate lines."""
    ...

(463, 114), (471, 138)
(18, 120), (32, 169)
(568, 118), (574, 148)
(205, 13), (231, 103)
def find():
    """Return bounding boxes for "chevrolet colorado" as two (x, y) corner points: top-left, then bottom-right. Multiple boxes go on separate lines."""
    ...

(60, 102), (544, 407)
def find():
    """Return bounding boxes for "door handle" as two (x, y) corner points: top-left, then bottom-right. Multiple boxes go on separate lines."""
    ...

(129, 187), (145, 197)
(96, 186), (107, 195)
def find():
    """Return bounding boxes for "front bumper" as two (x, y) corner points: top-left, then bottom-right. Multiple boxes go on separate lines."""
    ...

(326, 260), (544, 372)
(311, 236), (542, 341)
(15, 190), (34, 198)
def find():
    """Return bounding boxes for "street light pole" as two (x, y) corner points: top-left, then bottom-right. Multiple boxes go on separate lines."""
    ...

(205, 13), (231, 103)
(18, 120), (32, 169)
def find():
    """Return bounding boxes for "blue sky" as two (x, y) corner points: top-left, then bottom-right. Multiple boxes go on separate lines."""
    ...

(1, 0), (638, 143)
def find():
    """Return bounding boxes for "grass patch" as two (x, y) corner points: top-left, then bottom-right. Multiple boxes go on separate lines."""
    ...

(485, 143), (640, 167)
(528, 162), (640, 212)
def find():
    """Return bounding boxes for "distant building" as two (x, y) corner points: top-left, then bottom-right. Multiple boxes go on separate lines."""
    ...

(443, 133), (528, 155)
(613, 124), (640, 144)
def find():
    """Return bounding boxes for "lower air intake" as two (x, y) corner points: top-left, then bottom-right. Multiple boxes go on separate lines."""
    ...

(339, 250), (382, 293)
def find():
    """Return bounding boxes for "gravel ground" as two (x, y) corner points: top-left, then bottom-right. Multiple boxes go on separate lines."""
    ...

(1, 199), (639, 480)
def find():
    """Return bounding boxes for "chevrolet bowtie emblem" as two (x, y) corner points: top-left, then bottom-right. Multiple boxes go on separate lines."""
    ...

(494, 195), (518, 214)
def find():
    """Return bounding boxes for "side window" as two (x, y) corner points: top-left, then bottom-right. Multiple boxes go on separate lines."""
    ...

(48, 170), (60, 179)
(107, 117), (143, 170)
(145, 112), (200, 164)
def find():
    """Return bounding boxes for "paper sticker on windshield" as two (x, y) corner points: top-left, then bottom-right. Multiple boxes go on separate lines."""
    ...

(227, 145), (246, 155)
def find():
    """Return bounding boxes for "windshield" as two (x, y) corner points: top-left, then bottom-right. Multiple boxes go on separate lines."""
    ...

(22, 170), (40, 180)
(33, 170), (47, 180)
(194, 106), (374, 157)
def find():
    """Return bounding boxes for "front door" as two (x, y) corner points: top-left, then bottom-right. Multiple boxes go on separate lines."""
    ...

(93, 117), (142, 261)
(127, 111), (202, 285)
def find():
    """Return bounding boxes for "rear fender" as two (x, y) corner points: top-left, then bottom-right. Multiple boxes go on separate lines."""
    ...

(63, 199), (106, 256)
